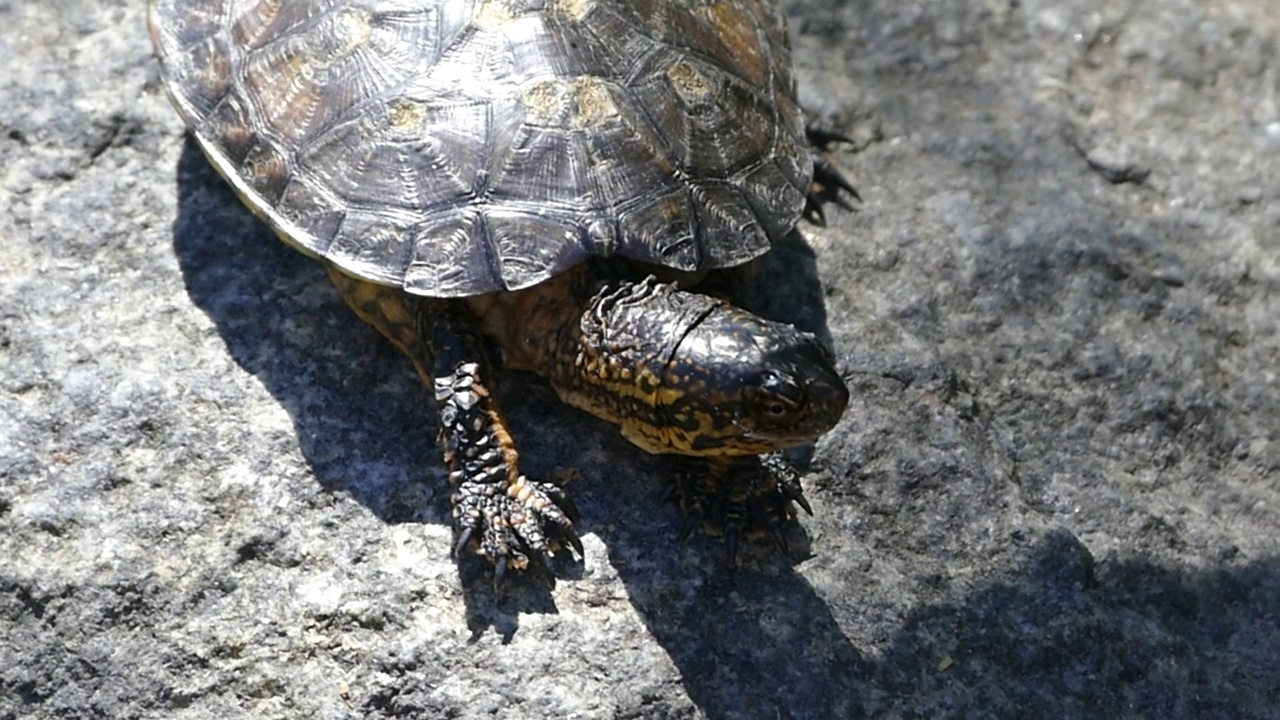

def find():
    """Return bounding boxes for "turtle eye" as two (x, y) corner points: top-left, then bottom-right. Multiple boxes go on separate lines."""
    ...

(763, 400), (791, 418)
(745, 370), (803, 422)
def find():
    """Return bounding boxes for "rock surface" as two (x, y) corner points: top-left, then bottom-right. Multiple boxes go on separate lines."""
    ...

(1, 1), (1276, 718)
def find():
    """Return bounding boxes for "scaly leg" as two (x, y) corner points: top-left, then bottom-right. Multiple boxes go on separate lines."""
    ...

(327, 268), (580, 575)
(419, 300), (582, 574)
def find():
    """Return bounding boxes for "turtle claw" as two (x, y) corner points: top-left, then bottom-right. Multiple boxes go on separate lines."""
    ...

(805, 122), (855, 148)
(813, 158), (861, 206)
(803, 196), (828, 227)
(770, 522), (791, 555)
(669, 453), (814, 561)
(725, 526), (741, 567)
(764, 452), (814, 516)
(677, 508), (703, 544)
(452, 473), (579, 576)
(543, 482), (580, 524)
(453, 526), (476, 559)
(565, 530), (585, 559)
(793, 490), (814, 517)
(492, 555), (508, 587)
(803, 119), (861, 219)
(779, 476), (814, 516)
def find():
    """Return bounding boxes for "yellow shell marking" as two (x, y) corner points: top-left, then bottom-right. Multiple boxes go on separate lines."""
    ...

(572, 76), (620, 128)
(666, 61), (711, 105)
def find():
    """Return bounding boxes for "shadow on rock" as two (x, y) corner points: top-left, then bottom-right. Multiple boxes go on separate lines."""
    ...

(609, 527), (1277, 720)
(172, 140), (438, 522)
(171, 139), (567, 622)
(872, 530), (1279, 718)
(605, 539), (875, 719)
(169, 138), (852, 641)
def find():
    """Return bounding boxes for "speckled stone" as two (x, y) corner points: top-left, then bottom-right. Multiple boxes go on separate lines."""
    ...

(2, 1), (1276, 718)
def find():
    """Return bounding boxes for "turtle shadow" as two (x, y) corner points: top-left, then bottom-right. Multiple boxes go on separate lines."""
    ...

(170, 136), (862, 688)
(596, 524), (874, 719)
(172, 139), (582, 622)
(171, 140), (440, 521)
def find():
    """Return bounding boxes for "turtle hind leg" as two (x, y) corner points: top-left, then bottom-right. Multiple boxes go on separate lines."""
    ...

(326, 268), (581, 574)
(803, 120), (861, 227)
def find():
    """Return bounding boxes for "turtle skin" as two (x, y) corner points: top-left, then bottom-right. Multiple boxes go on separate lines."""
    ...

(150, 0), (852, 571)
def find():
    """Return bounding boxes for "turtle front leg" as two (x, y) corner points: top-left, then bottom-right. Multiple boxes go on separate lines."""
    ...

(418, 300), (582, 573)
(326, 268), (580, 574)
(671, 452), (815, 565)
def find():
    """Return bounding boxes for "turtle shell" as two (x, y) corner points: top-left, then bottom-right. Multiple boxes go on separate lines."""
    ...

(150, 0), (811, 297)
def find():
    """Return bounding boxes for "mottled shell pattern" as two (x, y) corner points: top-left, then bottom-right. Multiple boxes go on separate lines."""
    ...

(150, 0), (811, 297)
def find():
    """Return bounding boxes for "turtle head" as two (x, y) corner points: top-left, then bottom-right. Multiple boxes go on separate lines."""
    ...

(654, 303), (849, 456)
(558, 277), (848, 457)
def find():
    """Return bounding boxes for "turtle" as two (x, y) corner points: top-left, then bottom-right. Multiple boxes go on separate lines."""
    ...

(149, 0), (853, 573)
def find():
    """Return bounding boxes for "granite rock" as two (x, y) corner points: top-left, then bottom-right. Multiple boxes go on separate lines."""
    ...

(1, 1), (1276, 718)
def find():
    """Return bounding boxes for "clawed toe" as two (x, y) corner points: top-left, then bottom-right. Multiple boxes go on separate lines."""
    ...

(763, 452), (814, 516)
(805, 122), (855, 148)
(453, 475), (582, 579)
(803, 120), (861, 223)
(677, 508), (703, 544)
(667, 453), (814, 561)
(770, 522), (790, 555)
(813, 158), (861, 206)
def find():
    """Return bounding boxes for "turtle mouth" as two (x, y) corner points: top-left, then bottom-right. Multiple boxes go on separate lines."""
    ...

(734, 435), (808, 454)
(738, 424), (836, 450)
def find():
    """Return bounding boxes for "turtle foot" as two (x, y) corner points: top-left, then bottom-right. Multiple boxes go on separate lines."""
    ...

(435, 360), (582, 577)
(803, 121), (861, 226)
(452, 472), (583, 576)
(669, 452), (813, 565)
